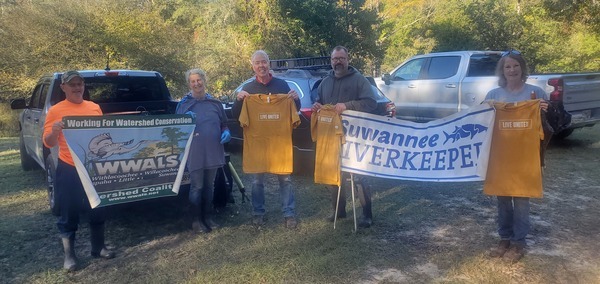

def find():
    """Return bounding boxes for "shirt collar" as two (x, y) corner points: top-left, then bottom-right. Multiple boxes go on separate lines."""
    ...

(256, 73), (273, 85)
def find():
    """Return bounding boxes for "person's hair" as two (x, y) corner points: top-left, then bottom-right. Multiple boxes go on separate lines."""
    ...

(331, 45), (349, 56)
(185, 68), (207, 85)
(495, 53), (529, 88)
(251, 50), (270, 62)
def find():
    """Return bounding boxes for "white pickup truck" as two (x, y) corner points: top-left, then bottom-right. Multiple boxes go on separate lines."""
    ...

(10, 69), (180, 214)
(376, 50), (600, 138)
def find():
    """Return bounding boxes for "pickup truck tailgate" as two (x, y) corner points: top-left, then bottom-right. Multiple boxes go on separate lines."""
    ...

(561, 74), (600, 111)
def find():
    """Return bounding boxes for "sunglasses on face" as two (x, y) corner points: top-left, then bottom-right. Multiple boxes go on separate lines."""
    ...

(501, 49), (522, 57)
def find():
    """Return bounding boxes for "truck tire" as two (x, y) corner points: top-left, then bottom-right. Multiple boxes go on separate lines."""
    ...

(45, 158), (60, 216)
(19, 135), (38, 171)
(554, 128), (574, 140)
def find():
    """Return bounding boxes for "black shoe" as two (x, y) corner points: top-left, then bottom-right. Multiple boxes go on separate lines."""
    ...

(503, 244), (525, 263)
(358, 217), (372, 228)
(489, 240), (510, 258)
(252, 215), (265, 226)
(325, 212), (347, 222)
(192, 220), (211, 234)
(285, 217), (298, 229)
(91, 247), (115, 259)
(205, 218), (220, 230)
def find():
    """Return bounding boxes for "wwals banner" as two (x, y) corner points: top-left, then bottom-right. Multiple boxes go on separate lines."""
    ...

(341, 104), (495, 181)
(62, 114), (195, 208)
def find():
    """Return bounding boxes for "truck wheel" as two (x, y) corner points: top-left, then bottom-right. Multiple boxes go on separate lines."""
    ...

(45, 158), (60, 216)
(19, 136), (38, 171)
(554, 129), (574, 140)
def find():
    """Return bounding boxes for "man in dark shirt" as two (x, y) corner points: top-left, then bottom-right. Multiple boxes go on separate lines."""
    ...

(232, 50), (300, 229)
(313, 46), (377, 228)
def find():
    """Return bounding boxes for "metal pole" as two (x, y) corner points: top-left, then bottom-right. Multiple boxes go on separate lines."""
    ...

(334, 185), (341, 229)
(350, 173), (357, 232)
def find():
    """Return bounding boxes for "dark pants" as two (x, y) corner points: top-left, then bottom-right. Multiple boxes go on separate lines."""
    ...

(189, 168), (218, 213)
(328, 174), (372, 219)
(56, 159), (106, 239)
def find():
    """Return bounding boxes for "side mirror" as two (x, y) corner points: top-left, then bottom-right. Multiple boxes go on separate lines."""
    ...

(10, 99), (27, 110)
(382, 73), (391, 85)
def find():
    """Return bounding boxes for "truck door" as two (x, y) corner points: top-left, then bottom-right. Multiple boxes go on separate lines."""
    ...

(22, 83), (49, 165)
(418, 56), (461, 120)
(378, 58), (426, 121)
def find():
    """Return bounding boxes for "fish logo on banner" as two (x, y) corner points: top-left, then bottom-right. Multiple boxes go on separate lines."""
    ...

(443, 124), (488, 144)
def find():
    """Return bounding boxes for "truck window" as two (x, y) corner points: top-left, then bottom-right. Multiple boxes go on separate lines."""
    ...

(38, 84), (49, 109)
(392, 58), (425, 80)
(467, 54), (501, 77)
(86, 77), (165, 103)
(29, 84), (44, 109)
(426, 56), (460, 79)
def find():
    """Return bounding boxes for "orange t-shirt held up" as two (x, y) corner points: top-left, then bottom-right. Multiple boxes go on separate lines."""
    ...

(484, 100), (544, 198)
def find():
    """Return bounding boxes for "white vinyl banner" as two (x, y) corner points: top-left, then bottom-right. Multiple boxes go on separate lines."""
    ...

(340, 104), (495, 182)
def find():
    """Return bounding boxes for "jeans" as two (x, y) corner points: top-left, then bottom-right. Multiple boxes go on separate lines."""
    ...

(189, 168), (218, 209)
(251, 173), (295, 217)
(56, 159), (105, 239)
(497, 196), (530, 246)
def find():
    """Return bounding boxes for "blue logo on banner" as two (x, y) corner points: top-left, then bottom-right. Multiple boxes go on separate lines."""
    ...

(443, 124), (488, 144)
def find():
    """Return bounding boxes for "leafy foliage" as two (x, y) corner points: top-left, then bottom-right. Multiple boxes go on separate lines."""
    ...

(1, 0), (599, 104)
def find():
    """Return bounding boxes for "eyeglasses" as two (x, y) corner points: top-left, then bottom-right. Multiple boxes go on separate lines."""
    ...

(501, 50), (521, 57)
(331, 57), (347, 62)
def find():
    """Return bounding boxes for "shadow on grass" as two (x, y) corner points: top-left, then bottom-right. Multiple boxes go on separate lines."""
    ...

(4, 128), (600, 283)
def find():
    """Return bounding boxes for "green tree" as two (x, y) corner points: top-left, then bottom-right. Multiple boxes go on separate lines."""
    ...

(157, 127), (187, 155)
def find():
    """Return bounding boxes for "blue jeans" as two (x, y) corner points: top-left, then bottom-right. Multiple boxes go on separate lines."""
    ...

(189, 168), (218, 210)
(56, 159), (106, 239)
(497, 196), (530, 246)
(251, 173), (295, 217)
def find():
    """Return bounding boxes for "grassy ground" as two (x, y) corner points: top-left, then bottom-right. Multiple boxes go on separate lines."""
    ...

(0, 102), (20, 137)
(1, 125), (600, 283)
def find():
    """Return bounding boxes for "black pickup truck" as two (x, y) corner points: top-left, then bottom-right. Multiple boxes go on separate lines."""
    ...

(10, 69), (179, 214)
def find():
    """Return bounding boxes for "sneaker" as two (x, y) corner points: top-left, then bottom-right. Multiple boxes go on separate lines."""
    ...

(285, 217), (298, 229)
(503, 244), (525, 263)
(489, 240), (511, 258)
(358, 217), (372, 228)
(252, 215), (265, 226)
(192, 220), (211, 234)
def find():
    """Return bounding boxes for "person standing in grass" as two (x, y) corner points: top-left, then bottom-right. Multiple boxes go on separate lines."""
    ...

(232, 50), (301, 229)
(176, 68), (230, 234)
(43, 71), (115, 271)
(484, 50), (549, 263)
(312, 46), (377, 228)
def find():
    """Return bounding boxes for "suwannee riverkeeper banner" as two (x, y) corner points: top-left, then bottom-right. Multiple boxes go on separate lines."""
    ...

(340, 104), (495, 182)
